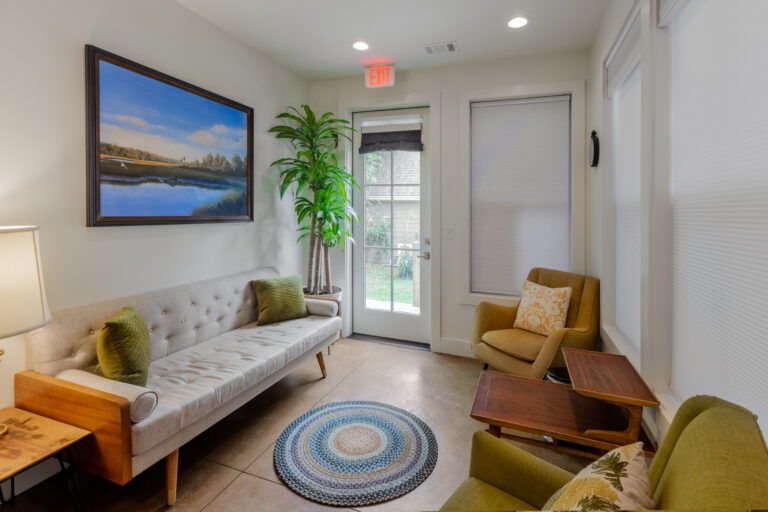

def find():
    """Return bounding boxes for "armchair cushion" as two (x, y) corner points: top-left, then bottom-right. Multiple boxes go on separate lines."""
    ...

(482, 328), (546, 362)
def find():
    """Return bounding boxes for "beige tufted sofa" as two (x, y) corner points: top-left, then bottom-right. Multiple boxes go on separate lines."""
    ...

(14, 267), (341, 505)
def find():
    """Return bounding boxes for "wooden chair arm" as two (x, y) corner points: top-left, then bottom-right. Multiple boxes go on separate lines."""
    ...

(14, 370), (132, 484)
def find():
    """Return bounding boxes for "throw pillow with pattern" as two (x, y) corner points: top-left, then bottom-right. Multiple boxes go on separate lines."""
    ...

(543, 442), (655, 512)
(513, 280), (572, 336)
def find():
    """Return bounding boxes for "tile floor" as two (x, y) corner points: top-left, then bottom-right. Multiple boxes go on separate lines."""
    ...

(6, 338), (588, 511)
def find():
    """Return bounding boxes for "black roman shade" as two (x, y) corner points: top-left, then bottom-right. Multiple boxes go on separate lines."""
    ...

(359, 129), (423, 154)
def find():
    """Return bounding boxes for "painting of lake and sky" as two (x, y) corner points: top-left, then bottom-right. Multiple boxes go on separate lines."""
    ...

(97, 59), (250, 219)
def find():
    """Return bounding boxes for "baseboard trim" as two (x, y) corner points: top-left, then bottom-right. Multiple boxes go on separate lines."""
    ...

(439, 337), (475, 358)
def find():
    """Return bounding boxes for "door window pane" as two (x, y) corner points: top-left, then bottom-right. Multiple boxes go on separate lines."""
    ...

(393, 151), (420, 184)
(365, 247), (391, 311)
(365, 152), (391, 184)
(365, 186), (391, 247)
(393, 249), (419, 314)
(393, 186), (420, 247)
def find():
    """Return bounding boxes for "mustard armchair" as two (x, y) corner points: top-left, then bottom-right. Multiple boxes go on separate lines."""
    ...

(440, 396), (768, 510)
(471, 268), (599, 379)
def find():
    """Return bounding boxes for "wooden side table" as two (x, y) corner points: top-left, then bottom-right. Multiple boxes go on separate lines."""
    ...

(564, 348), (659, 445)
(470, 350), (659, 460)
(0, 407), (91, 510)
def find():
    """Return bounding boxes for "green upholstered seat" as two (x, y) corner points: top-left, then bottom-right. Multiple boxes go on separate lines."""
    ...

(440, 478), (535, 511)
(440, 395), (768, 511)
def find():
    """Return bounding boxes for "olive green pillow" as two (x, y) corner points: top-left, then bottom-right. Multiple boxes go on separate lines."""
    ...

(251, 275), (308, 325)
(96, 307), (151, 386)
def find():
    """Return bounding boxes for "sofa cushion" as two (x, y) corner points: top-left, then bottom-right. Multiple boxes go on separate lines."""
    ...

(482, 328), (546, 362)
(131, 314), (341, 455)
(251, 275), (307, 325)
(440, 477), (535, 511)
(97, 307), (151, 386)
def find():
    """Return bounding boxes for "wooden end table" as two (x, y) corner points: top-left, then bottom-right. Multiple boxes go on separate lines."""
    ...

(563, 348), (659, 445)
(470, 349), (659, 460)
(0, 407), (91, 510)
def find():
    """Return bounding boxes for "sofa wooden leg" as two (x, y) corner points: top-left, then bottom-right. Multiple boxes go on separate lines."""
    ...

(316, 352), (327, 379)
(483, 363), (489, 371)
(166, 449), (179, 506)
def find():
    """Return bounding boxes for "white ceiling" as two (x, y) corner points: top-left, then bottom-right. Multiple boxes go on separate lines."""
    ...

(176, 0), (610, 81)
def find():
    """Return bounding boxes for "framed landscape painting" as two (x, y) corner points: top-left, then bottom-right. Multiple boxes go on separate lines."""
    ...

(85, 45), (253, 226)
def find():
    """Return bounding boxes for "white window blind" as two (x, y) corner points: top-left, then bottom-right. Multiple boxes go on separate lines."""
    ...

(607, 16), (642, 352)
(668, 0), (768, 432)
(470, 96), (571, 296)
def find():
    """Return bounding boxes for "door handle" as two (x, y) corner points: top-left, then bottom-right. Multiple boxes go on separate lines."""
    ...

(417, 252), (431, 260)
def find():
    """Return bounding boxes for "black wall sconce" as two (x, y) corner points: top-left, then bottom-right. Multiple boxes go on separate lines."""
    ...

(589, 130), (600, 167)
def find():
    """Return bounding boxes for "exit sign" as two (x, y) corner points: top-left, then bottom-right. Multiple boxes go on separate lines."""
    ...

(365, 66), (395, 88)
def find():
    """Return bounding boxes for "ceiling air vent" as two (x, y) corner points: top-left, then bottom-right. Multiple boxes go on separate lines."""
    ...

(424, 41), (459, 55)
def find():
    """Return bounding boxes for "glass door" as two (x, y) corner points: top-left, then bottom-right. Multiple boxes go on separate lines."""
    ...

(352, 108), (430, 343)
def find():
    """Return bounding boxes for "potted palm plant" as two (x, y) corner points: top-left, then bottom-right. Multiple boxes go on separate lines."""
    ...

(269, 105), (358, 298)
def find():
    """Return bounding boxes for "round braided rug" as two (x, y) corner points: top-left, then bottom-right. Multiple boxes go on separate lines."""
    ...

(274, 401), (438, 506)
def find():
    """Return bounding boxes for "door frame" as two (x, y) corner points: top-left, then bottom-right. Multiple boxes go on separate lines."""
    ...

(351, 107), (431, 343)
(338, 92), (442, 352)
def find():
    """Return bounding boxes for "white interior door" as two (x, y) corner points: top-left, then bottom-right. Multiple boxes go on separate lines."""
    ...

(352, 108), (430, 343)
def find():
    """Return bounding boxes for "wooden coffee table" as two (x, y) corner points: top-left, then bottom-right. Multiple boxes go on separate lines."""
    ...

(470, 349), (659, 459)
(0, 407), (91, 510)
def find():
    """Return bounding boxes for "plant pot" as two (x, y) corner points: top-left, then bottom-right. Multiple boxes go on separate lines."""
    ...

(304, 286), (343, 301)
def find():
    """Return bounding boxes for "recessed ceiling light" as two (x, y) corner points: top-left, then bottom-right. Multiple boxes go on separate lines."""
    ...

(508, 17), (528, 29)
(353, 41), (369, 51)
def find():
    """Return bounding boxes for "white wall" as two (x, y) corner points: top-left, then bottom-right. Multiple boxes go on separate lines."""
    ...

(0, 0), (307, 409)
(309, 51), (590, 355)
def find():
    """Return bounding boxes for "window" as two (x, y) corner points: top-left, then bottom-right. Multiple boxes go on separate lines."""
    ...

(664, 0), (768, 432)
(605, 13), (643, 354)
(469, 96), (572, 297)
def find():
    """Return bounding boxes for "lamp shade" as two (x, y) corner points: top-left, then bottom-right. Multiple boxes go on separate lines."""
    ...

(0, 226), (51, 339)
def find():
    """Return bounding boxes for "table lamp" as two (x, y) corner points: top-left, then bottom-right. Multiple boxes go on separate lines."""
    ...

(0, 226), (51, 437)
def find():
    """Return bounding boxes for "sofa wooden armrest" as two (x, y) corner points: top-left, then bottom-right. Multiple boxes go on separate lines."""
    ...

(14, 370), (132, 485)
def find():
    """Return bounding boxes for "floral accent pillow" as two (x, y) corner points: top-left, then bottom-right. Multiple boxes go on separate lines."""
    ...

(542, 442), (655, 512)
(513, 280), (572, 336)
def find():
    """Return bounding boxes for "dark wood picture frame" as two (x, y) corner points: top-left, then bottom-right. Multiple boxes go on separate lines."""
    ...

(85, 45), (254, 226)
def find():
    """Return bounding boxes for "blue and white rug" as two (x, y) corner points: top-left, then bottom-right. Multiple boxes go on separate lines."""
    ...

(274, 401), (438, 506)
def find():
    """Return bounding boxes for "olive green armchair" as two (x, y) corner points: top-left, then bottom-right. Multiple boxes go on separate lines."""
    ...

(440, 395), (768, 511)
(471, 268), (599, 379)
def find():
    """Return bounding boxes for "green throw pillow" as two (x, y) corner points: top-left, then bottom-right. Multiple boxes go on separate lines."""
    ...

(96, 307), (151, 386)
(251, 275), (308, 325)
